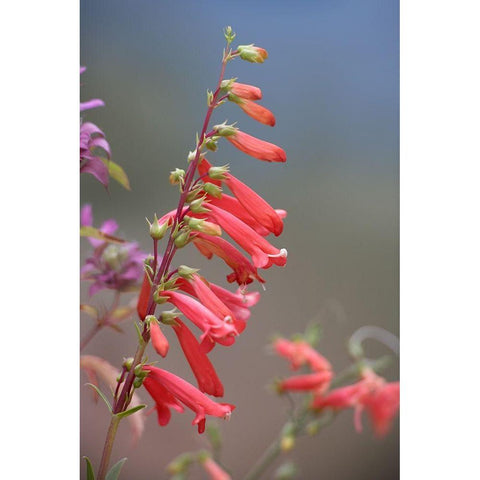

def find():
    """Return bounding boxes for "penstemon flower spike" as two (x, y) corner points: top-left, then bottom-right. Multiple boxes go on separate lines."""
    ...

(91, 28), (288, 480)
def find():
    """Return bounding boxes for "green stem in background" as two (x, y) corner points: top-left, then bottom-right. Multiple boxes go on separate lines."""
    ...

(242, 356), (391, 480)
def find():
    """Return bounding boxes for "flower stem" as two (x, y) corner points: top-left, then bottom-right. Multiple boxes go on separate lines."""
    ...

(97, 414), (121, 480)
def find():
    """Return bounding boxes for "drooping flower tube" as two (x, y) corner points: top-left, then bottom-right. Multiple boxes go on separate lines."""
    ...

(273, 338), (332, 373)
(142, 366), (235, 433)
(312, 369), (400, 437)
(192, 232), (265, 285)
(172, 318), (224, 397)
(217, 127), (286, 163)
(206, 204), (287, 269)
(163, 291), (238, 347)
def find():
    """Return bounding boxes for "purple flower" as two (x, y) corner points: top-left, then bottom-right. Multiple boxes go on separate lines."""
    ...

(81, 205), (146, 296)
(80, 67), (111, 187)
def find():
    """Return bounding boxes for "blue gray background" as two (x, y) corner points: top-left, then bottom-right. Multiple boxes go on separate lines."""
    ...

(81, 1), (398, 478)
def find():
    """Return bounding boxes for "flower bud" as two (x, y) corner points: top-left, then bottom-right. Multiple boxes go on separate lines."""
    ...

(224, 26), (236, 44)
(203, 182), (222, 199)
(147, 214), (170, 240)
(208, 164), (229, 180)
(169, 168), (185, 185)
(122, 357), (134, 371)
(237, 44), (268, 63)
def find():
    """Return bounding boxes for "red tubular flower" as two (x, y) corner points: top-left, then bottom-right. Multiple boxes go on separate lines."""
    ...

(231, 82), (262, 100)
(200, 158), (284, 236)
(312, 370), (399, 437)
(273, 338), (332, 372)
(137, 272), (151, 320)
(150, 322), (169, 358)
(143, 373), (185, 426)
(277, 371), (333, 394)
(206, 204), (287, 269)
(208, 283), (260, 323)
(226, 130), (286, 163)
(143, 366), (235, 433)
(223, 172), (284, 236)
(200, 456), (232, 480)
(363, 381), (400, 437)
(172, 318), (224, 397)
(164, 291), (238, 347)
(209, 194), (271, 237)
(234, 98), (276, 126)
(192, 232), (265, 285)
(177, 274), (245, 334)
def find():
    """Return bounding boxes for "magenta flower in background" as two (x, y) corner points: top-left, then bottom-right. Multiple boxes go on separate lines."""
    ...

(81, 205), (146, 296)
(80, 67), (111, 187)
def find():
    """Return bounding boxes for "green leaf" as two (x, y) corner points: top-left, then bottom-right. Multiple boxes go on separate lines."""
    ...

(115, 404), (146, 419)
(103, 159), (131, 190)
(85, 383), (112, 412)
(105, 457), (127, 480)
(80, 226), (125, 244)
(83, 456), (95, 480)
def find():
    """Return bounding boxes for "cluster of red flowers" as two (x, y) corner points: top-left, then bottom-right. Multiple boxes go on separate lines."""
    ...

(274, 338), (399, 437)
(136, 45), (288, 434)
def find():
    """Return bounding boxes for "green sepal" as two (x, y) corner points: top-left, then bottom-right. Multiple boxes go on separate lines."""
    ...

(83, 456), (95, 480)
(80, 226), (125, 244)
(100, 158), (131, 190)
(105, 457), (127, 480)
(85, 383), (112, 412)
(115, 404), (146, 419)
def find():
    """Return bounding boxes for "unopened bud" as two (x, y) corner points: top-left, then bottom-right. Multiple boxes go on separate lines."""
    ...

(208, 164), (229, 180)
(148, 214), (170, 240)
(306, 420), (321, 436)
(237, 44), (268, 63)
(169, 168), (185, 185)
(224, 26), (236, 44)
(122, 357), (134, 371)
(203, 182), (222, 198)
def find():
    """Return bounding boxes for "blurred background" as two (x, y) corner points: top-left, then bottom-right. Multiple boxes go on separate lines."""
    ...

(80, 0), (398, 478)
